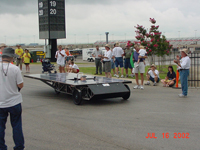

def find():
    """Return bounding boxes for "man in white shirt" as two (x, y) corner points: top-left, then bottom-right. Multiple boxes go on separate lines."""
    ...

(55, 45), (66, 73)
(100, 44), (112, 78)
(0, 48), (25, 149)
(112, 42), (124, 78)
(146, 64), (160, 86)
(174, 49), (191, 97)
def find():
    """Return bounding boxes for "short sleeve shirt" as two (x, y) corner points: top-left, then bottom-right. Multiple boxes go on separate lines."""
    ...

(167, 71), (176, 79)
(124, 48), (133, 59)
(139, 49), (147, 57)
(103, 50), (112, 61)
(113, 47), (124, 57)
(15, 48), (24, 58)
(23, 53), (31, 63)
(72, 64), (79, 69)
(92, 49), (103, 59)
(55, 50), (66, 65)
(0, 63), (23, 108)
(148, 69), (159, 78)
(134, 51), (144, 62)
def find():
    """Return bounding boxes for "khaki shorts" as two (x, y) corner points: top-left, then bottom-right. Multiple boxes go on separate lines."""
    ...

(16, 58), (22, 66)
(134, 62), (145, 73)
(103, 61), (111, 73)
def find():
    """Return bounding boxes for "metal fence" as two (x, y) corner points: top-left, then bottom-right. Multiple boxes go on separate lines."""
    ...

(188, 53), (200, 87)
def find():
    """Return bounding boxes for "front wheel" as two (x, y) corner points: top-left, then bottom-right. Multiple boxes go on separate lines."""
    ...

(122, 84), (130, 100)
(73, 89), (82, 105)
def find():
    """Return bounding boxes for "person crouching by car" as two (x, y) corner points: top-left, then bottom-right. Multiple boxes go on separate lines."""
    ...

(146, 64), (160, 86)
(71, 61), (79, 73)
(99, 44), (112, 78)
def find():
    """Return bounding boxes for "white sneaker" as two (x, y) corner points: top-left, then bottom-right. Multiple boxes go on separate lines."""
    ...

(140, 85), (144, 90)
(133, 85), (140, 89)
(114, 74), (117, 77)
(145, 81), (150, 85)
(130, 74), (135, 77)
(116, 75), (119, 78)
(178, 94), (187, 98)
(153, 82), (157, 86)
(121, 75), (124, 78)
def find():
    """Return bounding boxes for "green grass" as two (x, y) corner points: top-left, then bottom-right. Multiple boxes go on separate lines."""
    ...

(80, 65), (178, 80)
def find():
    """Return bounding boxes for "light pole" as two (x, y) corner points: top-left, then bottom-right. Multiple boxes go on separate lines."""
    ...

(105, 32), (109, 44)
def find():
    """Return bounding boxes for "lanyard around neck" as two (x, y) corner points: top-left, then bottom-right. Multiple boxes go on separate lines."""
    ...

(1, 60), (10, 76)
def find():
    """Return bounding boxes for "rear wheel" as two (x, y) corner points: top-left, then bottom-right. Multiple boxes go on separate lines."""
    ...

(73, 89), (82, 105)
(122, 84), (130, 100)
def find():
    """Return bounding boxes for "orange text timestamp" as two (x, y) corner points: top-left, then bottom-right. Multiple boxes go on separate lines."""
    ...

(146, 133), (189, 139)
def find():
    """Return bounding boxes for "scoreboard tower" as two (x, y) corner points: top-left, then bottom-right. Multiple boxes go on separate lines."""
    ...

(38, 0), (66, 62)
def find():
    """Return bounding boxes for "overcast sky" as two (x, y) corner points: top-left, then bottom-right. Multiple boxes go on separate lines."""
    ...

(0, 0), (200, 45)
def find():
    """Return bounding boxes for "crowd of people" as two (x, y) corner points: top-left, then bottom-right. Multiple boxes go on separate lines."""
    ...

(92, 42), (191, 97)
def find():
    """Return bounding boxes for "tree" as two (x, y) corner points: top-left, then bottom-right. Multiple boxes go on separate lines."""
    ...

(128, 18), (173, 67)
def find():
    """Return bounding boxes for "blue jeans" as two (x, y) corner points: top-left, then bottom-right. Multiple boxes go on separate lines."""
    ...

(0, 103), (24, 150)
(180, 69), (189, 96)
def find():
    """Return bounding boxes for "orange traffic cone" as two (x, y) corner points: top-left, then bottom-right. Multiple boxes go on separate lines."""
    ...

(175, 70), (179, 88)
(173, 69), (181, 89)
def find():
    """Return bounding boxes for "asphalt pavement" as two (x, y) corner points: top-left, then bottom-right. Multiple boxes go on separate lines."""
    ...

(4, 63), (200, 150)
